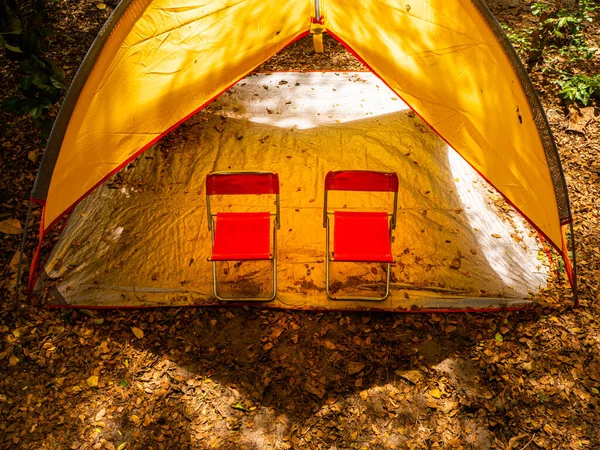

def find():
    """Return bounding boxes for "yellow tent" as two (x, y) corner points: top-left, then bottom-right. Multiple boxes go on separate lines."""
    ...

(28, 0), (576, 308)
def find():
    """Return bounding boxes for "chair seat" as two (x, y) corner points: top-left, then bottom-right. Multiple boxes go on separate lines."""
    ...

(212, 212), (271, 261)
(333, 211), (393, 262)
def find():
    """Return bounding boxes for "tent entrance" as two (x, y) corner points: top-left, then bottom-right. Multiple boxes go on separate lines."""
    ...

(38, 72), (551, 310)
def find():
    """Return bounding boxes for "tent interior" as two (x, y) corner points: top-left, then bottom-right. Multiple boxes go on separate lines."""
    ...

(36, 71), (554, 310)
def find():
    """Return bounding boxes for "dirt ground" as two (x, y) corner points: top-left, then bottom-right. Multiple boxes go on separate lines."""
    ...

(1, 0), (599, 449)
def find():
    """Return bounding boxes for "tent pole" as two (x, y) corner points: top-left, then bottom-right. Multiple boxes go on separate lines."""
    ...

(570, 221), (578, 308)
(314, 0), (320, 20)
(13, 200), (33, 309)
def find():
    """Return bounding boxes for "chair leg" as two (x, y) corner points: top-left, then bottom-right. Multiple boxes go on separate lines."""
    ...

(326, 260), (391, 301)
(212, 258), (277, 302)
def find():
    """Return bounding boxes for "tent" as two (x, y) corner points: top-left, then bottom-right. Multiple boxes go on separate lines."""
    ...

(25, 0), (577, 310)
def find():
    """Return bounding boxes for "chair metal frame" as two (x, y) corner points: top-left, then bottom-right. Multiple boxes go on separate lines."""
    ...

(323, 170), (399, 301)
(206, 171), (280, 302)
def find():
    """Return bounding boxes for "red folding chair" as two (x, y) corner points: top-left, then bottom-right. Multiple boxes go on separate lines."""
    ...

(206, 171), (280, 301)
(323, 170), (399, 301)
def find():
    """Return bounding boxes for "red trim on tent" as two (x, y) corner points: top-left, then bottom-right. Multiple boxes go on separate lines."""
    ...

(325, 29), (576, 296)
(28, 215), (45, 295)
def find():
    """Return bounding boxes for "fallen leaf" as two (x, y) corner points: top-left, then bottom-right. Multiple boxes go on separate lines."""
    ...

(0, 218), (23, 235)
(522, 362), (534, 373)
(495, 332), (504, 342)
(86, 376), (99, 387)
(263, 342), (273, 351)
(347, 362), (366, 375)
(96, 3), (107, 9)
(491, 233), (502, 239)
(429, 388), (442, 399)
(232, 402), (247, 411)
(95, 408), (106, 422)
(131, 327), (144, 339)
(323, 340), (336, 350)
(396, 369), (423, 385)
(98, 341), (110, 354)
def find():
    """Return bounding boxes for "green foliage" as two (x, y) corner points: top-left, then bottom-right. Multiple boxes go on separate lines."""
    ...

(0, 0), (66, 127)
(502, 24), (534, 56)
(557, 74), (600, 106)
(530, 0), (597, 62)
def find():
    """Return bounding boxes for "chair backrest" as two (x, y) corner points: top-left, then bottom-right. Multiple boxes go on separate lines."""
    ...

(324, 170), (399, 193)
(323, 170), (398, 228)
(206, 172), (280, 196)
(206, 171), (280, 230)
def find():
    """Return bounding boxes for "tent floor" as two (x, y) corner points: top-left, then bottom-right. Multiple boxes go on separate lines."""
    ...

(38, 73), (550, 310)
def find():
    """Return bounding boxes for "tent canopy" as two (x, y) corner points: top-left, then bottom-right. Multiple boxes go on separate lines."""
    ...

(30, 0), (575, 304)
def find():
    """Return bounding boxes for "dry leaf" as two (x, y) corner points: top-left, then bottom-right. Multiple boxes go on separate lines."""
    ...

(429, 388), (442, 399)
(131, 327), (144, 339)
(95, 408), (106, 422)
(86, 375), (99, 387)
(96, 3), (107, 9)
(396, 369), (423, 385)
(0, 218), (23, 235)
(323, 340), (336, 350)
(491, 233), (501, 239)
(347, 362), (366, 375)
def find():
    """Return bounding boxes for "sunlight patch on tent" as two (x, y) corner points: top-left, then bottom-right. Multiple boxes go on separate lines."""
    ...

(447, 148), (547, 291)
(215, 72), (410, 129)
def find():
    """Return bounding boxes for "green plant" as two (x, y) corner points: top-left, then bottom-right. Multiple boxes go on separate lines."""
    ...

(502, 24), (534, 57)
(557, 74), (600, 106)
(0, 0), (66, 128)
(530, 0), (598, 63)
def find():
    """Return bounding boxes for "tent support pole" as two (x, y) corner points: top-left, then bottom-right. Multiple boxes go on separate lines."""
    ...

(570, 221), (578, 308)
(14, 200), (33, 309)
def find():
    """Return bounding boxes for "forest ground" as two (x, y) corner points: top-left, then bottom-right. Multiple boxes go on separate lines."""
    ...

(1, 0), (599, 449)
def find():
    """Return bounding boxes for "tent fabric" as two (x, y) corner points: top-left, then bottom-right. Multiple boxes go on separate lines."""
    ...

(37, 73), (549, 309)
(33, 0), (312, 226)
(326, 0), (570, 246)
(30, 0), (575, 300)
